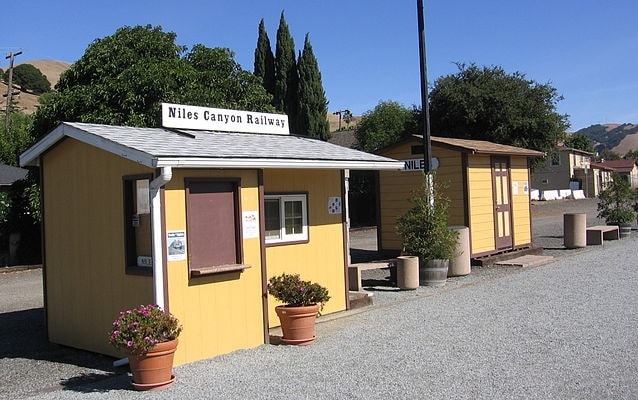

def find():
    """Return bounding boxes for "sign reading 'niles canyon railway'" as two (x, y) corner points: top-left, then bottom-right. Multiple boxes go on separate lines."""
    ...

(161, 103), (289, 135)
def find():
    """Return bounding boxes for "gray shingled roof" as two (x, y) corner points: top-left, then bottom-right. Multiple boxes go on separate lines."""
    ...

(0, 164), (28, 186)
(21, 122), (404, 171)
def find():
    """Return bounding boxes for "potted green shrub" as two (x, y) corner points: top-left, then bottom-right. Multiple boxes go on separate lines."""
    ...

(268, 273), (330, 345)
(597, 174), (636, 238)
(108, 304), (182, 390)
(396, 172), (459, 286)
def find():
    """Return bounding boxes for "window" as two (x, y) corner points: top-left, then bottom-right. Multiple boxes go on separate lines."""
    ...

(123, 175), (153, 272)
(186, 179), (242, 275)
(550, 153), (560, 166)
(264, 194), (308, 244)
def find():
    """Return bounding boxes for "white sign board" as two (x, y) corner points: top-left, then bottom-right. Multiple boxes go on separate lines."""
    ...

(162, 103), (289, 135)
(242, 211), (260, 239)
(401, 157), (440, 172)
(166, 230), (187, 261)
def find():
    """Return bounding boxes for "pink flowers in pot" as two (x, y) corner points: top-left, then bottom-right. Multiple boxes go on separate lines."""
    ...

(108, 304), (182, 355)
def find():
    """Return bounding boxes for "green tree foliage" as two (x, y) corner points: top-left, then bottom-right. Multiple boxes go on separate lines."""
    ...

(5, 64), (51, 94)
(0, 112), (41, 262)
(0, 112), (34, 166)
(355, 100), (413, 152)
(254, 19), (276, 98)
(564, 133), (594, 153)
(429, 63), (569, 157)
(274, 12), (299, 130)
(297, 34), (329, 140)
(31, 25), (273, 139)
(185, 45), (273, 111)
(624, 149), (638, 160)
(600, 149), (621, 160)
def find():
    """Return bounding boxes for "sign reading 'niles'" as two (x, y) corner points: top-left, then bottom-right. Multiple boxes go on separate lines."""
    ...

(161, 103), (290, 135)
(401, 157), (440, 172)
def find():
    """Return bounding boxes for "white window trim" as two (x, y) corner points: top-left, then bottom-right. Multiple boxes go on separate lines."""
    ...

(264, 194), (308, 244)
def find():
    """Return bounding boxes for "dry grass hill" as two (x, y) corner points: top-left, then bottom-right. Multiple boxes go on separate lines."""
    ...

(574, 123), (638, 155)
(1, 60), (71, 114)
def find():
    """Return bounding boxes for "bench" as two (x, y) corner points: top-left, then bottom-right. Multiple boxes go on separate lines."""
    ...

(586, 225), (619, 245)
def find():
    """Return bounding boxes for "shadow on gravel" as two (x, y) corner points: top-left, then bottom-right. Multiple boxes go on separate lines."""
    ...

(0, 307), (127, 391)
(60, 372), (130, 393)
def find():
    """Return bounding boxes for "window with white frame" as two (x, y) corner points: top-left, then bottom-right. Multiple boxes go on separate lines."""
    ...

(264, 194), (308, 244)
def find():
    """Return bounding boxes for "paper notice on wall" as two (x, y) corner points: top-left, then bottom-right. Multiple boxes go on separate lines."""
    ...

(167, 230), (186, 261)
(523, 181), (529, 195)
(328, 197), (342, 214)
(512, 181), (519, 195)
(243, 211), (259, 239)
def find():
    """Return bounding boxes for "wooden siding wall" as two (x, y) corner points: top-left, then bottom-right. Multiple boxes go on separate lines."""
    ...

(163, 170), (264, 366)
(509, 157), (533, 247)
(378, 146), (424, 253)
(466, 155), (496, 254)
(378, 144), (466, 253)
(41, 138), (154, 356)
(378, 140), (535, 258)
(263, 169), (347, 326)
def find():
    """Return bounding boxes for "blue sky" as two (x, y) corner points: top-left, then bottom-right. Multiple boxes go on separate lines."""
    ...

(4, 1), (637, 131)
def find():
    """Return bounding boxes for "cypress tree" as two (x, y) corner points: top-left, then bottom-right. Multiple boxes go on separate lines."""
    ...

(274, 12), (299, 131)
(253, 19), (275, 98)
(298, 34), (329, 140)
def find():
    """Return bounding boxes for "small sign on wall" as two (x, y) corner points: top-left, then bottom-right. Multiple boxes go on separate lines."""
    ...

(242, 211), (259, 239)
(167, 230), (187, 261)
(328, 197), (342, 214)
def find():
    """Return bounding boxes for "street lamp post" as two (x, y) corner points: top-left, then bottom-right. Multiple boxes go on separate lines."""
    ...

(416, 0), (431, 174)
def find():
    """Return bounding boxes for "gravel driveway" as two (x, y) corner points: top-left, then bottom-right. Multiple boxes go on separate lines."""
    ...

(2, 198), (637, 399)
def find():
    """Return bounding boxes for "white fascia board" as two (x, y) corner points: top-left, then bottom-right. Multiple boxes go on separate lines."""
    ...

(20, 124), (157, 168)
(155, 157), (404, 171)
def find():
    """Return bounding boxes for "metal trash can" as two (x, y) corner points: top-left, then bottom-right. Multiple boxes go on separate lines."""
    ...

(396, 256), (419, 290)
(563, 213), (586, 248)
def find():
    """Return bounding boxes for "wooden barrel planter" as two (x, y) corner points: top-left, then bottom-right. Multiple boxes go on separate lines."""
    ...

(419, 259), (449, 287)
(619, 223), (632, 239)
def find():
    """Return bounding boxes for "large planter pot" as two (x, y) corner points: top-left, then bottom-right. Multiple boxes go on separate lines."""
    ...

(419, 259), (449, 287)
(128, 339), (178, 391)
(275, 304), (320, 345)
(608, 221), (632, 239)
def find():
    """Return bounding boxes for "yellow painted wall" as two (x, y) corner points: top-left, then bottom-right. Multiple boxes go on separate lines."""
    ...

(263, 169), (347, 326)
(509, 157), (533, 246)
(41, 138), (154, 356)
(378, 142), (467, 253)
(466, 155), (496, 254)
(163, 170), (264, 366)
(378, 139), (534, 258)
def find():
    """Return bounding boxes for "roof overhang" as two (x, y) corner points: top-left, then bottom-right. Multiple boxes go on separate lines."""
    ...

(20, 123), (404, 171)
(154, 157), (403, 170)
(20, 124), (156, 168)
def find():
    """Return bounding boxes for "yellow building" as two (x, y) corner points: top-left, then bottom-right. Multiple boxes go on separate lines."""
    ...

(20, 121), (403, 366)
(376, 135), (543, 259)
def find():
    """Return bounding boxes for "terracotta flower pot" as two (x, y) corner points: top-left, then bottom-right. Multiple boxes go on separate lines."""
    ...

(275, 304), (320, 345)
(128, 338), (178, 391)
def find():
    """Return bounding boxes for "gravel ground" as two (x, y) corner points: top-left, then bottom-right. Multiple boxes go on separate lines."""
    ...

(3, 198), (638, 399)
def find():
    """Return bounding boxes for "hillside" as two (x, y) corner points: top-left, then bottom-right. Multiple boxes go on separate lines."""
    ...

(574, 123), (638, 156)
(1, 59), (71, 114)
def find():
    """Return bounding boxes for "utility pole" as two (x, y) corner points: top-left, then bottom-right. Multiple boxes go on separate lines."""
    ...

(5, 51), (22, 130)
(416, 0), (431, 174)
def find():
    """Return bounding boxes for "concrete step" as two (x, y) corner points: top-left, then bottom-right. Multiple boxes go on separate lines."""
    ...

(349, 291), (373, 309)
